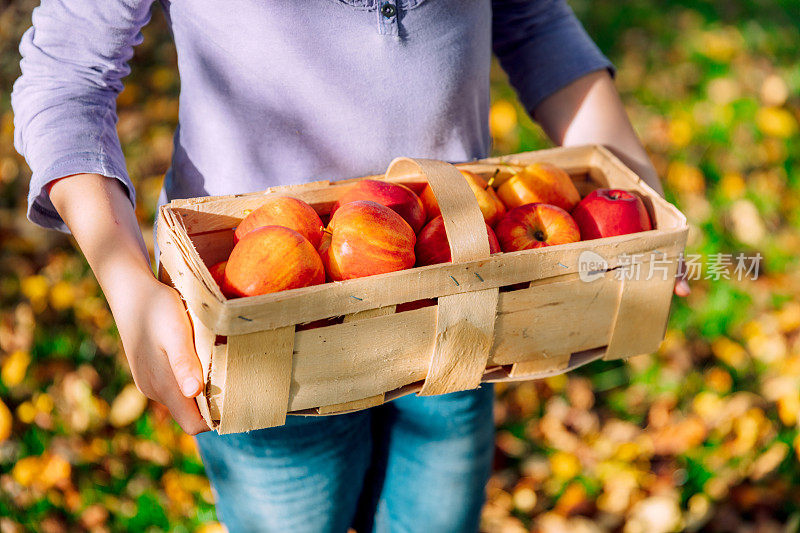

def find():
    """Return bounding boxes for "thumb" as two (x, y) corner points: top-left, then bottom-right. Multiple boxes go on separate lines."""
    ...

(162, 312), (204, 398)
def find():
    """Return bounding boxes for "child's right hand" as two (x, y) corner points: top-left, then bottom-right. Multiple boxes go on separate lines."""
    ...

(49, 173), (209, 435)
(114, 274), (210, 435)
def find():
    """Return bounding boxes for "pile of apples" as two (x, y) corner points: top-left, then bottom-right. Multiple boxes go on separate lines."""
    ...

(210, 163), (652, 298)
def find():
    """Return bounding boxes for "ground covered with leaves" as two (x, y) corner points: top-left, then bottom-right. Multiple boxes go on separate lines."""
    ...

(1, 1), (799, 531)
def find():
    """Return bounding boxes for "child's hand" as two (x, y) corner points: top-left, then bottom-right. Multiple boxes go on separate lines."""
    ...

(674, 257), (691, 297)
(49, 173), (209, 435)
(114, 275), (210, 435)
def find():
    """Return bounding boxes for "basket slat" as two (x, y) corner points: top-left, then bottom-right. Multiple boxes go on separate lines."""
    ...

(218, 326), (294, 433)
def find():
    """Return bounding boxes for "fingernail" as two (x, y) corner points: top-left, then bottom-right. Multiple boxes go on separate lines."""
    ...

(679, 280), (691, 296)
(182, 377), (200, 397)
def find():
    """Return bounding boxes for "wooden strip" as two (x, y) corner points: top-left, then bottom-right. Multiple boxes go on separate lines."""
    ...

(386, 157), (491, 261)
(418, 289), (499, 395)
(342, 306), (396, 323)
(509, 354), (571, 377)
(156, 215), (226, 324)
(386, 158), (498, 395)
(317, 394), (385, 414)
(207, 342), (227, 422)
(218, 326), (295, 434)
(604, 250), (680, 360)
(186, 308), (216, 427)
(489, 272), (621, 365)
(206, 231), (685, 335)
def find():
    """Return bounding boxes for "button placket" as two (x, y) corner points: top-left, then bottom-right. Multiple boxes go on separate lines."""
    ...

(377, 1), (398, 36)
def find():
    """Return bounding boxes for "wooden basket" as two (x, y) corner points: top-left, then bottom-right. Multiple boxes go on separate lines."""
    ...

(156, 145), (688, 434)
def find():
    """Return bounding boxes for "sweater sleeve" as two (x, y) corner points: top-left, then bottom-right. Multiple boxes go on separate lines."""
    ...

(11, 0), (155, 232)
(492, 0), (614, 115)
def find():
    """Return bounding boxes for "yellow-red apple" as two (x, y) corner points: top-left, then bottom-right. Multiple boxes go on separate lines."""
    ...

(333, 179), (426, 234)
(420, 170), (506, 226)
(496, 163), (580, 212)
(415, 215), (501, 266)
(223, 226), (324, 297)
(321, 200), (416, 281)
(234, 196), (323, 248)
(495, 203), (580, 252)
(571, 189), (653, 240)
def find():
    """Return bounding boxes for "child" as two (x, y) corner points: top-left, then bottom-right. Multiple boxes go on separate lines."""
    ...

(12, 1), (686, 530)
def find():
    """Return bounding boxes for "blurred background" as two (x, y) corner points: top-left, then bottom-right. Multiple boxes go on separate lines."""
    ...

(1, 1), (799, 531)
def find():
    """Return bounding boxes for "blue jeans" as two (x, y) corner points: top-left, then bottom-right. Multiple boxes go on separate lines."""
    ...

(195, 386), (495, 533)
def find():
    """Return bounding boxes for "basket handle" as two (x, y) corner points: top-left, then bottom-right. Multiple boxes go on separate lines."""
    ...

(385, 157), (491, 262)
(385, 157), (499, 396)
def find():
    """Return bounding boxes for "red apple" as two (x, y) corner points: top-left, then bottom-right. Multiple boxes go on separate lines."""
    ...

(396, 299), (437, 313)
(571, 189), (653, 240)
(209, 261), (227, 289)
(420, 170), (506, 226)
(496, 163), (580, 212)
(235, 196), (324, 248)
(332, 179), (426, 234)
(415, 215), (501, 266)
(321, 200), (416, 281)
(495, 203), (581, 252)
(222, 226), (324, 297)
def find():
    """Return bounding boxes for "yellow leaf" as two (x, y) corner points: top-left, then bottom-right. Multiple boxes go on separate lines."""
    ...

(710, 337), (749, 369)
(489, 100), (518, 139)
(49, 281), (76, 311)
(2, 350), (31, 387)
(549, 451), (581, 480)
(12, 456), (41, 487)
(20, 275), (48, 305)
(38, 454), (71, 489)
(545, 373), (567, 392)
(666, 161), (705, 194)
(33, 393), (54, 414)
(718, 172), (745, 200)
(668, 118), (693, 148)
(756, 107), (797, 139)
(704, 367), (732, 394)
(777, 393), (800, 426)
(0, 399), (11, 442)
(109, 384), (148, 428)
(16, 402), (36, 424)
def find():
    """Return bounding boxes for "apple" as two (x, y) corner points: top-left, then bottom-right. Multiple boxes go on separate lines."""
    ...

(571, 189), (653, 240)
(494, 203), (580, 252)
(320, 200), (416, 281)
(396, 299), (437, 312)
(209, 261), (227, 289)
(415, 215), (501, 266)
(420, 170), (506, 226)
(333, 179), (426, 234)
(235, 196), (323, 248)
(222, 226), (324, 297)
(496, 163), (580, 212)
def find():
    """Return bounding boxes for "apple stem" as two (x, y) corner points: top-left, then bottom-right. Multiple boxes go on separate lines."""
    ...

(533, 230), (546, 242)
(322, 227), (332, 236)
(486, 170), (498, 189)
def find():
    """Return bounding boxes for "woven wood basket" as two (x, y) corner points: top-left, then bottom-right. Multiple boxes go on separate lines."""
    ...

(156, 145), (688, 434)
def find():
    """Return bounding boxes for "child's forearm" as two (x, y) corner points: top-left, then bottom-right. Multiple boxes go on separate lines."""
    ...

(533, 69), (664, 197)
(49, 174), (209, 434)
(49, 174), (154, 310)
